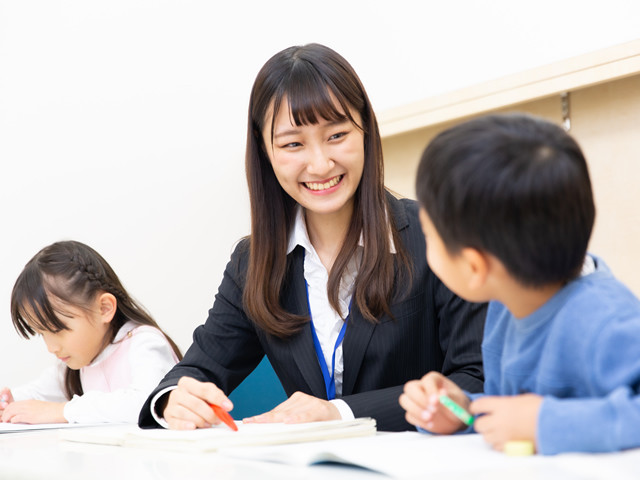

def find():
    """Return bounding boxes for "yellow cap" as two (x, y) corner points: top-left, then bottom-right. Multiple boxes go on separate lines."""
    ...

(503, 440), (535, 456)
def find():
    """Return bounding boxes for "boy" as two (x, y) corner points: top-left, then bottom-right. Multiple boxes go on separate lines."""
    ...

(399, 113), (640, 454)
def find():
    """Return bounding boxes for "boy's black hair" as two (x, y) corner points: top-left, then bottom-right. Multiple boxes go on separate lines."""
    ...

(416, 113), (596, 287)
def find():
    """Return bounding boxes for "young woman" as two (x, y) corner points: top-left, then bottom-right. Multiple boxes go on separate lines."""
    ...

(3, 240), (181, 424)
(139, 43), (486, 432)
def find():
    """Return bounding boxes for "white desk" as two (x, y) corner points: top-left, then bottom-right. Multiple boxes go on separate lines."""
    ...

(1, 428), (640, 480)
(0, 429), (379, 480)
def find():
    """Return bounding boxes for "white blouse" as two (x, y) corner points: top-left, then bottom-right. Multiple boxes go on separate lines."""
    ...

(12, 321), (178, 423)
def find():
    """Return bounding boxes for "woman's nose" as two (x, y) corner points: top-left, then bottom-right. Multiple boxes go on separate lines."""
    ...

(306, 145), (334, 176)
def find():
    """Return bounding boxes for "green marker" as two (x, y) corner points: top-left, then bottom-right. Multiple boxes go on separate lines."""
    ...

(439, 395), (474, 426)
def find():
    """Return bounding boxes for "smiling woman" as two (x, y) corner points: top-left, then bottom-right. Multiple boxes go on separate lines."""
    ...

(138, 43), (487, 433)
(265, 100), (365, 269)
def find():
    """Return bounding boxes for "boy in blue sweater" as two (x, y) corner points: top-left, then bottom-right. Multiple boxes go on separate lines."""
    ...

(399, 113), (640, 455)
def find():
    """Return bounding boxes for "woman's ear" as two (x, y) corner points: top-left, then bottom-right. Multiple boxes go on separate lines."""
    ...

(460, 248), (489, 291)
(97, 292), (117, 324)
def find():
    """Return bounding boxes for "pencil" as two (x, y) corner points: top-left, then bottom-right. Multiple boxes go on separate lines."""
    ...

(209, 403), (238, 431)
(438, 395), (474, 426)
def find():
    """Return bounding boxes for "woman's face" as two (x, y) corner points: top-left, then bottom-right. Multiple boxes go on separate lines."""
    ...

(262, 97), (365, 220)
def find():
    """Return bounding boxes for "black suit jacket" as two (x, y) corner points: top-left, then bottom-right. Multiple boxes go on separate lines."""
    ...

(139, 195), (486, 431)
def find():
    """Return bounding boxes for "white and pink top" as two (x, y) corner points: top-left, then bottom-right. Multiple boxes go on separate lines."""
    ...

(12, 322), (179, 423)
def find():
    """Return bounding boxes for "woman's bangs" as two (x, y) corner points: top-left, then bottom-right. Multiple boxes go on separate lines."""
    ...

(284, 67), (352, 127)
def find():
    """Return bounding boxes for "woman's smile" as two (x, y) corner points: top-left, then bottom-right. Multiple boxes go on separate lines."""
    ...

(303, 174), (344, 193)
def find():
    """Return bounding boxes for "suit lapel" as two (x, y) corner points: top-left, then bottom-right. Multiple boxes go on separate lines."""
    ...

(285, 193), (410, 399)
(341, 305), (376, 396)
(285, 247), (327, 399)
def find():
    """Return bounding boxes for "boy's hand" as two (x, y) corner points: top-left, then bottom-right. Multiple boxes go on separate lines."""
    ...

(470, 394), (543, 451)
(399, 371), (469, 433)
(164, 376), (234, 430)
(1, 400), (66, 424)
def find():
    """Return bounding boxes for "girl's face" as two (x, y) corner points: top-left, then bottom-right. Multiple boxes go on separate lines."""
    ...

(262, 97), (365, 221)
(35, 294), (114, 370)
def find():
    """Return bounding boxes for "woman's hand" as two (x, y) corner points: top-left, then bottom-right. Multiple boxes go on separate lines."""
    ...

(243, 391), (340, 424)
(399, 371), (469, 434)
(1, 400), (66, 424)
(470, 394), (542, 452)
(163, 376), (234, 430)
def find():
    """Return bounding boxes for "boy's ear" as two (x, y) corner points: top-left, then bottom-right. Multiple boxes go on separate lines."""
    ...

(97, 292), (117, 324)
(460, 247), (489, 290)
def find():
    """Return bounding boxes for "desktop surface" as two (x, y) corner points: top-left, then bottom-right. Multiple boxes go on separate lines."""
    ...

(1, 427), (640, 480)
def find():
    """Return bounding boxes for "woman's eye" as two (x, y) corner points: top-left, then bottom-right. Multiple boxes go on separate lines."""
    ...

(281, 141), (302, 149)
(329, 132), (346, 141)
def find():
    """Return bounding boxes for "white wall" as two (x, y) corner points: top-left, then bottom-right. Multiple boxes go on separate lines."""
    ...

(1, 0), (639, 386)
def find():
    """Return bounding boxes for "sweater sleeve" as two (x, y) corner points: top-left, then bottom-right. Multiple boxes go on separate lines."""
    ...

(539, 387), (640, 454)
(537, 312), (640, 454)
(11, 363), (67, 403)
(64, 330), (179, 423)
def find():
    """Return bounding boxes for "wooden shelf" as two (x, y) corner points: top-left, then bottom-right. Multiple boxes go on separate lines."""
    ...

(379, 38), (640, 138)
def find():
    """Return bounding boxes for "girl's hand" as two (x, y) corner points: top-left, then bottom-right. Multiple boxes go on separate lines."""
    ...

(399, 371), (469, 433)
(0, 387), (14, 414)
(470, 394), (543, 452)
(243, 391), (339, 424)
(163, 376), (233, 430)
(1, 400), (66, 424)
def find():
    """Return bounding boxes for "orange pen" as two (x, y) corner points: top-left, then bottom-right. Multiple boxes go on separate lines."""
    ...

(209, 403), (238, 431)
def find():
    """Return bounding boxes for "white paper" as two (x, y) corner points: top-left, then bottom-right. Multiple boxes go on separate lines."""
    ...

(0, 422), (123, 433)
(60, 418), (377, 452)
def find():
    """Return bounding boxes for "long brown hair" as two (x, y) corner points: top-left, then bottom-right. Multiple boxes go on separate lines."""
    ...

(244, 43), (412, 338)
(10, 240), (183, 399)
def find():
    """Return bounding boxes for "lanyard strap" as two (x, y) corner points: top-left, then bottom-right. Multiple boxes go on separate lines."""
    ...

(304, 278), (349, 400)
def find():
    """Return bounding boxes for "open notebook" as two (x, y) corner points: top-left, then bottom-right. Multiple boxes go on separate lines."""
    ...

(60, 417), (376, 452)
(217, 432), (543, 477)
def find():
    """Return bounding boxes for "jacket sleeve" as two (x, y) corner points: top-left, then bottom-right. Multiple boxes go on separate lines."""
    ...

(340, 385), (410, 431)
(342, 286), (486, 432)
(138, 240), (264, 428)
(434, 276), (486, 393)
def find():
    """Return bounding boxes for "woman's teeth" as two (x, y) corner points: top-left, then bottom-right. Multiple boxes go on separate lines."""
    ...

(304, 175), (342, 191)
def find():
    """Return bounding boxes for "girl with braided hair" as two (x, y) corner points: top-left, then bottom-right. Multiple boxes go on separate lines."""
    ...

(1, 240), (182, 424)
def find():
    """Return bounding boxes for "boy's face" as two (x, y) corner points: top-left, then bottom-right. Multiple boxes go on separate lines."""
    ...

(419, 207), (478, 302)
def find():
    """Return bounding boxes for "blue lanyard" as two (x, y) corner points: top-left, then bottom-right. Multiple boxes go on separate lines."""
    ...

(304, 279), (350, 400)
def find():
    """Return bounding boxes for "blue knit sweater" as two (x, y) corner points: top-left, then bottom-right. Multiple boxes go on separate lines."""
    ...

(479, 256), (640, 454)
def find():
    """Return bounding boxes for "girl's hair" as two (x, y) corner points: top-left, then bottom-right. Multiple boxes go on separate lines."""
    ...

(10, 240), (183, 399)
(244, 43), (411, 338)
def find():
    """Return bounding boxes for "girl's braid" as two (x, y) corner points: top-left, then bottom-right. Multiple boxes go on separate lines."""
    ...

(69, 251), (126, 301)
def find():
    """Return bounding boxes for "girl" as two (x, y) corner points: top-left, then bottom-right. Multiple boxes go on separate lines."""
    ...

(1, 240), (182, 424)
(138, 43), (486, 432)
